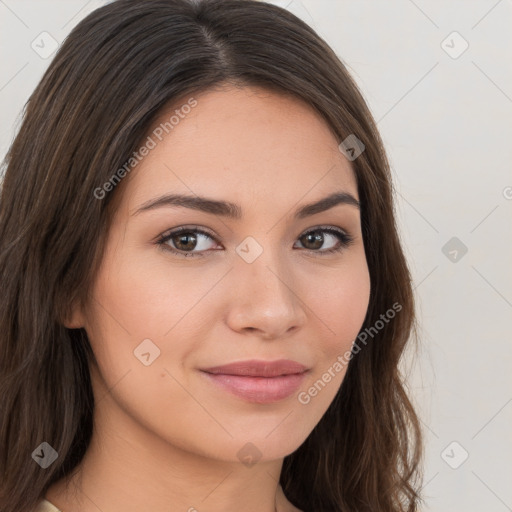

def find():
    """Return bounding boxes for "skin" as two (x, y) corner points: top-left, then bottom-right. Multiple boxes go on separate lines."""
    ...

(46, 84), (371, 512)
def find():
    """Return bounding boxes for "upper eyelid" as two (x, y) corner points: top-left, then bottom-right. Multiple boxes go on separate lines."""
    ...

(159, 224), (352, 246)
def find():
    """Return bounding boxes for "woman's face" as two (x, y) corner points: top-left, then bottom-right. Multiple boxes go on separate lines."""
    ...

(72, 85), (371, 464)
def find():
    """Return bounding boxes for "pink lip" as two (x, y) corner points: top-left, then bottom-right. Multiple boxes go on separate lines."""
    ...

(200, 359), (309, 403)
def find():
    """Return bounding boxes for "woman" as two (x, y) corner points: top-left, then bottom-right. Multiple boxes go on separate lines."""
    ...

(0, 0), (423, 511)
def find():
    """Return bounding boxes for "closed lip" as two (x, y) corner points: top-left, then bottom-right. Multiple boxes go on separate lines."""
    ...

(200, 359), (309, 403)
(200, 359), (309, 377)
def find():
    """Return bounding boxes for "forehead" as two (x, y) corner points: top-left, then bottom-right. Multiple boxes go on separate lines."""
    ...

(122, 85), (357, 211)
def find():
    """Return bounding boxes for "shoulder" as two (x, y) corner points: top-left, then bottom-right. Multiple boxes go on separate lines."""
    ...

(33, 499), (63, 512)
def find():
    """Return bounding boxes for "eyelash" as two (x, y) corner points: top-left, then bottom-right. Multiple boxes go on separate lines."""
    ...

(156, 225), (354, 258)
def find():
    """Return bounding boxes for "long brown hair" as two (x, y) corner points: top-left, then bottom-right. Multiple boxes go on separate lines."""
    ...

(0, 1), (423, 510)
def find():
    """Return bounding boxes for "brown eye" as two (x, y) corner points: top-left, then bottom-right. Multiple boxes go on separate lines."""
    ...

(156, 227), (218, 258)
(156, 225), (353, 259)
(300, 231), (325, 250)
(172, 232), (198, 251)
(295, 227), (353, 255)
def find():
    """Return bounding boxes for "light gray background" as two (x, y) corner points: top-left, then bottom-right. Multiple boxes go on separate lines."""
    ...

(1, 1), (511, 510)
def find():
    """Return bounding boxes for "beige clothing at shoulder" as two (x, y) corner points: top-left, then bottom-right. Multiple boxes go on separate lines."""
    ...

(34, 499), (63, 512)
(34, 490), (302, 511)
(34, 489), (302, 512)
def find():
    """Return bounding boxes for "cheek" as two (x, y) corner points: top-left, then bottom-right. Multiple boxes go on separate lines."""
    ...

(82, 252), (210, 448)
(89, 241), (218, 341)
(291, 253), (370, 413)
(82, 243), (223, 410)
(328, 272), (370, 347)
(309, 255), (371, 352)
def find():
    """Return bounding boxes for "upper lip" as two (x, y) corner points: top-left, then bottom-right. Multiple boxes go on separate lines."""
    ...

(201, 359), (308, 377)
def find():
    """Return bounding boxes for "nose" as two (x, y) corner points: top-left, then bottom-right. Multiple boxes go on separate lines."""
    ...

(225, 245), (307, 340)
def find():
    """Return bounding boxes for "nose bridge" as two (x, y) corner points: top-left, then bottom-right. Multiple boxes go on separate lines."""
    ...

(227, 234), (306, 337)
(235, 234), (289, 294)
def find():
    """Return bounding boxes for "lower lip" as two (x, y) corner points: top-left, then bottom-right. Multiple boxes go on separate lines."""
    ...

(201, 371), (308, 403)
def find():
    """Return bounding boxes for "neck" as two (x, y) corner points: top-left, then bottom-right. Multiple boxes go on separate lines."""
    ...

(45, 390), (298, 512)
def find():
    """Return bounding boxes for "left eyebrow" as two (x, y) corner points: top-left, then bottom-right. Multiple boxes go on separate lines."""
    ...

(131, 191), (360, 219)
(295, 191), (360, 218)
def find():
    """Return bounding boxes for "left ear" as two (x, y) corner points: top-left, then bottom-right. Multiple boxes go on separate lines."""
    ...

(59, 297), (86, 329)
